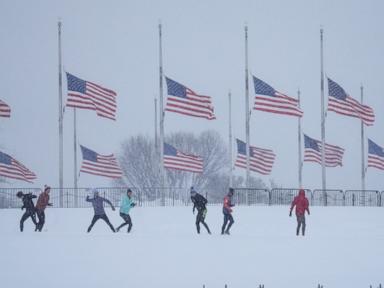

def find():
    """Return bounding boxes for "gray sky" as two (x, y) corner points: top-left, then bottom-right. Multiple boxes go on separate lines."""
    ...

(1, 0), (383, 190)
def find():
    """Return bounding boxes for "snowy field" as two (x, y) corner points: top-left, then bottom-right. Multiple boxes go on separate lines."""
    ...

(0, 206), (383, 288)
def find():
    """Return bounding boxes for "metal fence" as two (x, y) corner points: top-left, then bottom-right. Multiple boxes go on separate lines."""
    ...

(0, 187), (382, 209)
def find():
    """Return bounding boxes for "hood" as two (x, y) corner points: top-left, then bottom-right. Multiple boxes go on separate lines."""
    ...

(298, 189), (305, 197)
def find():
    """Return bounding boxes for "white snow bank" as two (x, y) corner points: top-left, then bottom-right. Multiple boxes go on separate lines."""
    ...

(0, 206), (383, 288)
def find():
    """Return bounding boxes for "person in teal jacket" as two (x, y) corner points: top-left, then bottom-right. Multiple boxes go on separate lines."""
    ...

(116, 188), (136, 233)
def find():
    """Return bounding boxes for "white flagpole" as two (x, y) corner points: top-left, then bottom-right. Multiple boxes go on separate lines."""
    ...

(320, 28), (326, 191)
(58, 20), (64, 207)
(228, 91), (233, 187)
(298, 89), (302, 188)
(361, 85), (366, 191)
(73, 108), (78, 208)
(159, 21), (165, 204)
(245, 25), (250, 188)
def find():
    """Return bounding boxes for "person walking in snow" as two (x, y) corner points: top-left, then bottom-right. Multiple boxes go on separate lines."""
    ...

(190, 187), (211, 234)
(16, 190), (38, 232)
(289, 189), (310, 236)
(35, 185), (53, 232)
(86, 189), (116, 233)
(116, 188), (136, 233)
(221, 188), (235, 235)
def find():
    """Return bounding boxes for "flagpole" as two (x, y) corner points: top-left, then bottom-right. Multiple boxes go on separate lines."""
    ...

(361, 85), (366, 191)
(73, 108), (78, 208)
(245, 24), (250, 188)
(158, 21), (165, 205)
(228, 91), (233, 187)
(155, 98), (158, 153)
(298, 89), (302, 188)
(320, 28), (326, 191)
(58, 20), (64, 207)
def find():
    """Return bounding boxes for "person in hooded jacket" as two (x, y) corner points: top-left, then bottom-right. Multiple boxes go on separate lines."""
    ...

(116, 188), (136, 233)
(16, 191), (38, 232)
(35, 185), (53, 232)
(221, 188), (235, 235)
(289, 189), (310, 236)
(190, 187), (211, 234)
(86, 189), (116, 233)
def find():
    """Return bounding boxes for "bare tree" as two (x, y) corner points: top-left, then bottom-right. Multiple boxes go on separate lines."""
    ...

(115, 130), (269, 201)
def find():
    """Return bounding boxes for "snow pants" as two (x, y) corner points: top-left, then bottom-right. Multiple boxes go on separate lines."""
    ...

(36, 210), (45, 232)
(296, 214), (306, 235)
(195, 208), (210, 234)
(221, 213), (234, 234)
(116, 212), (132, 232)
(87, 214), (115, 232)
(20, 209), (37, 232)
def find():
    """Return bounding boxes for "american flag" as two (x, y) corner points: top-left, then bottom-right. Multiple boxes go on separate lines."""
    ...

(253, 76), (303, 117)
(0, 99), (11, 118)
(235, 139), (275, 175)
(80, 145), (123, 179)
(66, 72), (117, 120)
(367, 139), (384, 170)
(303, 134), (345, 167)
(165, 77), (216, 120)
(0, 151), (36, 182)
(163, 143), (203, 173)
(327, 78), (375, 126)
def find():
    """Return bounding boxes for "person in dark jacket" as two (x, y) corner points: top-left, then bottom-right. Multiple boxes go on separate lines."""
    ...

(116, 188), (136, 233)
(16, 191), (38, 232)
(35, 185), (53, 232)
(86, 189), (116, 233)
(221, 188), (235, 235)
(190, 187), (211, 234)
(289, 189), (310, 236)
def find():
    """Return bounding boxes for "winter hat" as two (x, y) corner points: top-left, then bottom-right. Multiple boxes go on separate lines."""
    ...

(127, 188), (132, 194)
(92, 188), (99, 196)
(190, 186), (196, 194)
(16, 191), (23, 198)
(228, 188), (234, 196)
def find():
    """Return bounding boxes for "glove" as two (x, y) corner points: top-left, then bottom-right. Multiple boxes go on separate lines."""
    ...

(48, 203), (53, 207)
(131, 203), (136, 207)
(192, 207), (195, 214)
(112, 207), (116, 211)
(21, 207), (24, 210)
(289, 211), (292, 217)
(308, 211), (310, 215)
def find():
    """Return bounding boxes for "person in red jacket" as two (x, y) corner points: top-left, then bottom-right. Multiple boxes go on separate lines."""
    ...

(221, 188), (235, 235)
(35, 185), (53, 232)
(289, 189), (310, 236)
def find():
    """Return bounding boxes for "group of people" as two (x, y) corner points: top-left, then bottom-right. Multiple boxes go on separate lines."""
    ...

(16, 185), (52, 232)
(16, 185), (310, 236)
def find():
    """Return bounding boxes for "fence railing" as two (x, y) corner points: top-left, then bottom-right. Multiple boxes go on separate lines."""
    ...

(0, 187), (382, 208)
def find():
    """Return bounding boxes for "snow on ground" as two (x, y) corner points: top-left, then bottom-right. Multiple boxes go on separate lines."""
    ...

(0, 206), (383, 288)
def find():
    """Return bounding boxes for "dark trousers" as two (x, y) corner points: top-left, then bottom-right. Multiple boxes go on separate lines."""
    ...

(221, 213), (234, 234)
(296, 214), (306, 236)
(195, 209), (210, 234)
(20, 209), (37, 232)
(36, 210), (45, 232)
(116, 212), (132, 232)
(87, 214), (115, 232)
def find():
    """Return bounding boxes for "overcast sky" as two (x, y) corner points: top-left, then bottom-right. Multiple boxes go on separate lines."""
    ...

(1, 0), (383, 190)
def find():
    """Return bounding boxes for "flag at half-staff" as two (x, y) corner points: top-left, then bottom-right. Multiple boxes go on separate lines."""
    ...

(65, 72), (117, 120)
(165, 77), (216, 120)
(235, 139), (275, 175)
(327, 78), (374, 126)
(0, 99), (11, 118)
(253, 76), (303, 117)
(163, 143), (203, 173)
(367, 139), (384, 170)
(0, 151), (36, 182)
(303, 134), (344, 167)
(80, 145), (123, 178)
